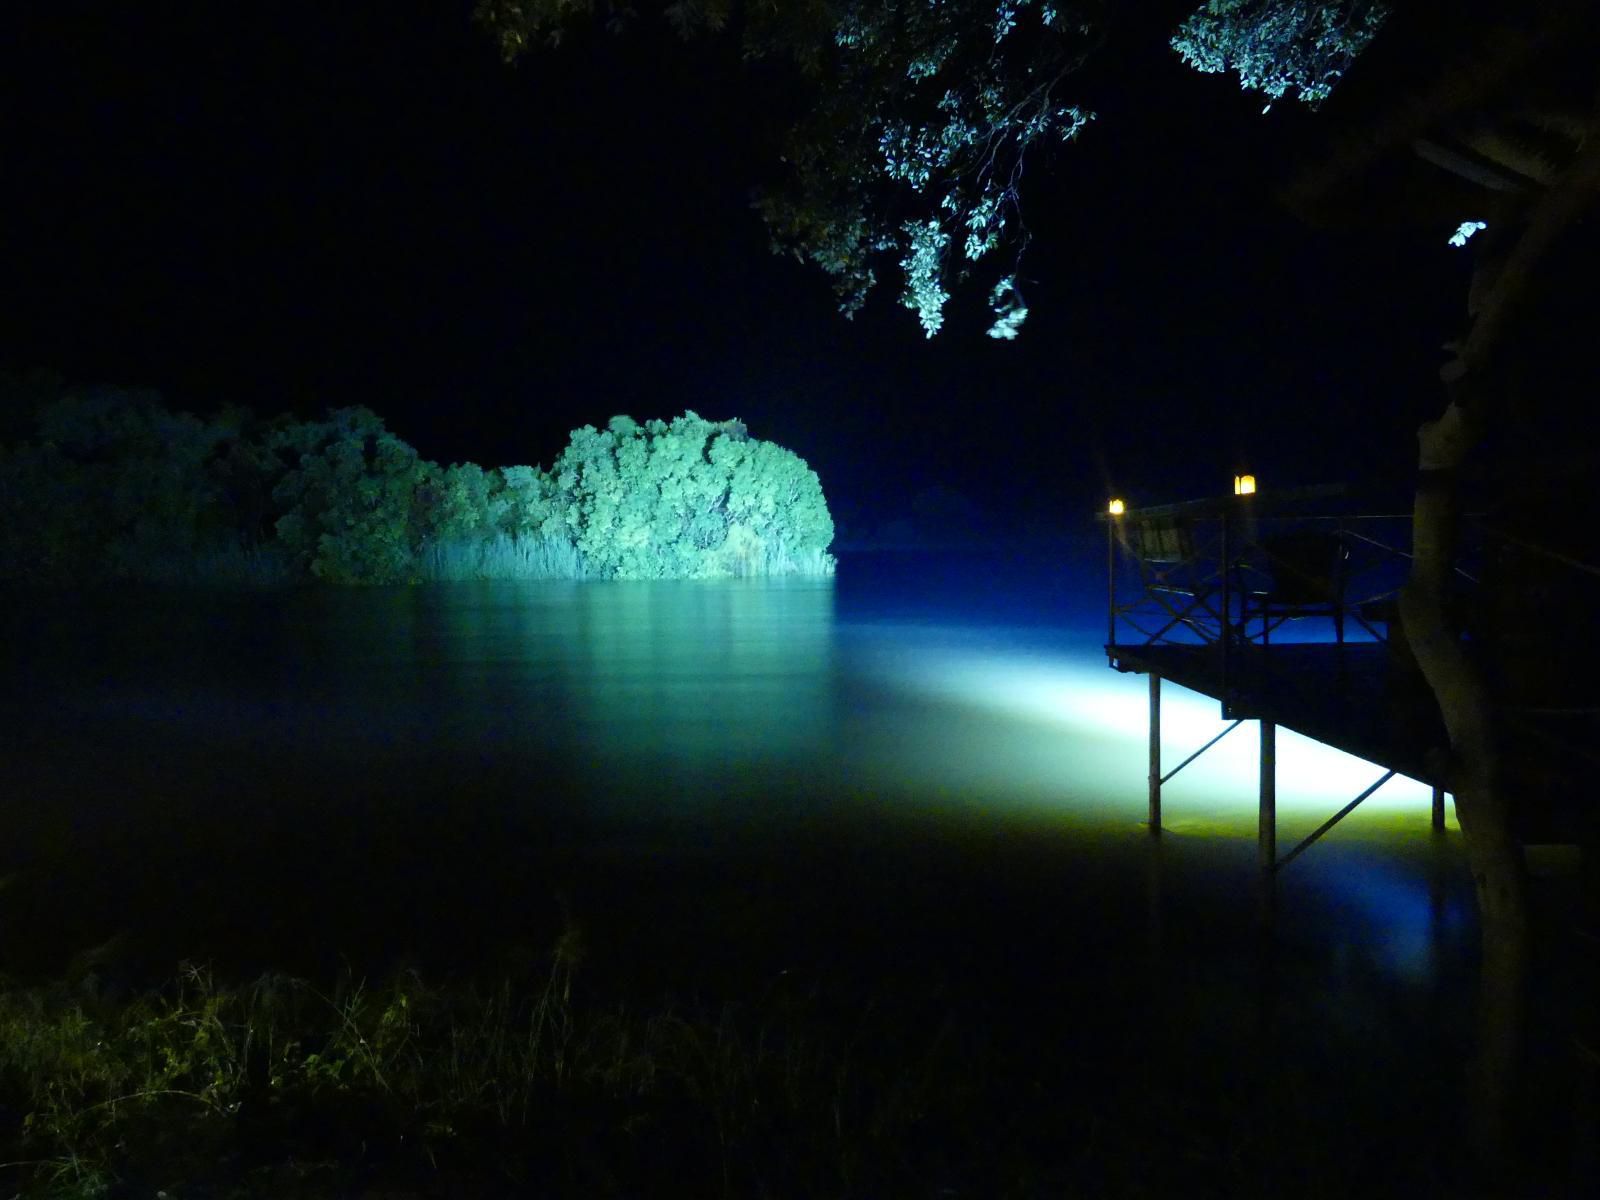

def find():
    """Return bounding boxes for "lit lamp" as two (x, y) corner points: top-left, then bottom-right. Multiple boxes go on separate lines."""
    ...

(1108, 498), (1125, 516)
(1233, 474), (1256, 496)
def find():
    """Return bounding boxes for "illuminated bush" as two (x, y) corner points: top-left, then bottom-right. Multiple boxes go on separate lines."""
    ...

(490, 462), (572, 542)
(270, 408), (433, 585)
(0, 383), (833, 585)
(430, 461), (496, 540)
(0, 382), (273, 583)
(552, 412), (835, 579)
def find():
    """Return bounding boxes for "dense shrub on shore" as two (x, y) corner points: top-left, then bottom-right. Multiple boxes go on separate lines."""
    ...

(0, 375), (835, 585)
(554, 413), (835, 579)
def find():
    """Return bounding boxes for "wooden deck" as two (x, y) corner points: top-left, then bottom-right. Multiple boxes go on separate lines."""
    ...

(1109, 641), (1445, 784)
(1107, 639), (1581, 843)
(1100, 487), (1594, 850)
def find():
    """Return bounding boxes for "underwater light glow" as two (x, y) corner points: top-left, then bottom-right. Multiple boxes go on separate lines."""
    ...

(1296, 848), (1467, 983)
(854, 627), (1441, 833)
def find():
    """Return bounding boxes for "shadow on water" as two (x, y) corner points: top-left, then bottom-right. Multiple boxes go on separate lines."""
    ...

(0, 548), (1582, 1191)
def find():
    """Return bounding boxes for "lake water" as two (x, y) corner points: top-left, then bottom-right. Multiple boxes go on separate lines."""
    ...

(6, 548), (1578, 1186)
(3, 547), (1479, 965)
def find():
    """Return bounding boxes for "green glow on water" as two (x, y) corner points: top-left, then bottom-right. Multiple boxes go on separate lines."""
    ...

(10, 581), (1454, 862)
(2, 580), (1482, 999)
(854, 630), (1447, 838)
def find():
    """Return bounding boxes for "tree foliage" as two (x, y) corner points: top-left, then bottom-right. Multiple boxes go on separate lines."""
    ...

(474, 1), (1407, 338)
(476, 1), (1103, 339)
(268, 407), (435, 584)
(1170, 0), (1389, 109)
(0, 378), (834, 585)
(553, 411), (835, 578)
(0, 377), (268, 583)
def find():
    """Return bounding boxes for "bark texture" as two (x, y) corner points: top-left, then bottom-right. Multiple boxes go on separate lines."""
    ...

(1399, 111), (1600, 1170)
(1399, 402), (1527, 1164)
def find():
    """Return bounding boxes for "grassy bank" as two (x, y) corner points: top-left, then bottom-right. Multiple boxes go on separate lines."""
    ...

(0, 930), (1493, 1200)
(2, 932), (984, 1199)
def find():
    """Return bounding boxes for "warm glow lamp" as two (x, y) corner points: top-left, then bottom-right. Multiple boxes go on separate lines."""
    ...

(1233, 474), (1256, 496)
(1108, 498), (1125, 516)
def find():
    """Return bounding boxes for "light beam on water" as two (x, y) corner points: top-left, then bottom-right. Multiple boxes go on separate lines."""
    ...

(846, 622), (1445, 838)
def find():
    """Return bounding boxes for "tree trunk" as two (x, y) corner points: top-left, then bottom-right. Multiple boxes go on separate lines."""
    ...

(1396, 104), (1600, 1175)
(1398, 400), (1528, 1168)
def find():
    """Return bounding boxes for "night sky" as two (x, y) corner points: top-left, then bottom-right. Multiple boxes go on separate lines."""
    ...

(3, 1), (1470, 534)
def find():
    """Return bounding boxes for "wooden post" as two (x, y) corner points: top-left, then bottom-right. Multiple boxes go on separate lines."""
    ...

(1432, 786), (1447, 832)
(1259, 720), (1276, 872)
(1220, 504), (1232, 709)
(1148, 673), (1162, 833)
(1107, 514), (1117, 649)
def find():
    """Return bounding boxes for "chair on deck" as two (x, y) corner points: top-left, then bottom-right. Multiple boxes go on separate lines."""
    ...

(1130, 517), (1227, 643)
(1240, 530), (1350, 644)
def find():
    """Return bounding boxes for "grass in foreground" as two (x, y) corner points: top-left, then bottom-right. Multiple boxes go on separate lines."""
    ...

(2, 929), (973, 1199)
(0, 927), (1488, 1200)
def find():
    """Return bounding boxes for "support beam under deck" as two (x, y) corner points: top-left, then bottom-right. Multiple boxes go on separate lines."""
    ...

(1259, 720), (1276, 872)
(1148, 673), (1162, 833)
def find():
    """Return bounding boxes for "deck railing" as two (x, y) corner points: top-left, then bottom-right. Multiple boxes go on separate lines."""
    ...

(1100, 482), (1598, 846)
(1101, 483), (1480, 713)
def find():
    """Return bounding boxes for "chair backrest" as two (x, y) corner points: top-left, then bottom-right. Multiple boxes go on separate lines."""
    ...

(1132, 518), (1215, 596)
(1261, 531), (1348, 604)
(1135, 519), (1193, 565)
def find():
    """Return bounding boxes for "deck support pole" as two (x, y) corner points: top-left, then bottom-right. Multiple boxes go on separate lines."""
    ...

(1259, 720), (1276, 872)
(1108, 512), (1117, 649)
(1432, 786), (1447, 832)
(1148, 673), (1162, 833)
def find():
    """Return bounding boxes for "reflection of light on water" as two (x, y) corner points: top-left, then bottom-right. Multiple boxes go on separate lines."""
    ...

(851, 625), (1445, 833)
(847, 622), (1469, 985)
(1294, 848), (1469, 984)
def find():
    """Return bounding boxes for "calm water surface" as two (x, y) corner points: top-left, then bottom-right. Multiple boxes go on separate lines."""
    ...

(1, 555), (1488, 1024)
(4, 555), (1484, 981)
(6, 550), (1585, 1189)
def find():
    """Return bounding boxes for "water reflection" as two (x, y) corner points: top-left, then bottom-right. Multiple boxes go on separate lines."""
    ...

(6, 564), (1582, 1189)
(2, 573), (1472, 993)
(566, 580), (837, 799)
(847, 622), (1444, 832)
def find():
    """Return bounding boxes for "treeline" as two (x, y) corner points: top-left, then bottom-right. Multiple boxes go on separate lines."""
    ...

(0, 377), (835, 585)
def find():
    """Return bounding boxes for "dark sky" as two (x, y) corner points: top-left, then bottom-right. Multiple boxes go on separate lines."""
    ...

(3, 1), (1469, 530)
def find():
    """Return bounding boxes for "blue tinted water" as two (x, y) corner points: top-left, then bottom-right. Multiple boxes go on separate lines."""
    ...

(2, 548), (1477, 991)
(3, 549), (1580, 1192)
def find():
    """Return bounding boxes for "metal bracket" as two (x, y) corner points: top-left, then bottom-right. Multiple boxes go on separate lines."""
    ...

(1161, 719), (1244, 785)
(1272, 769), (1398, 872)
